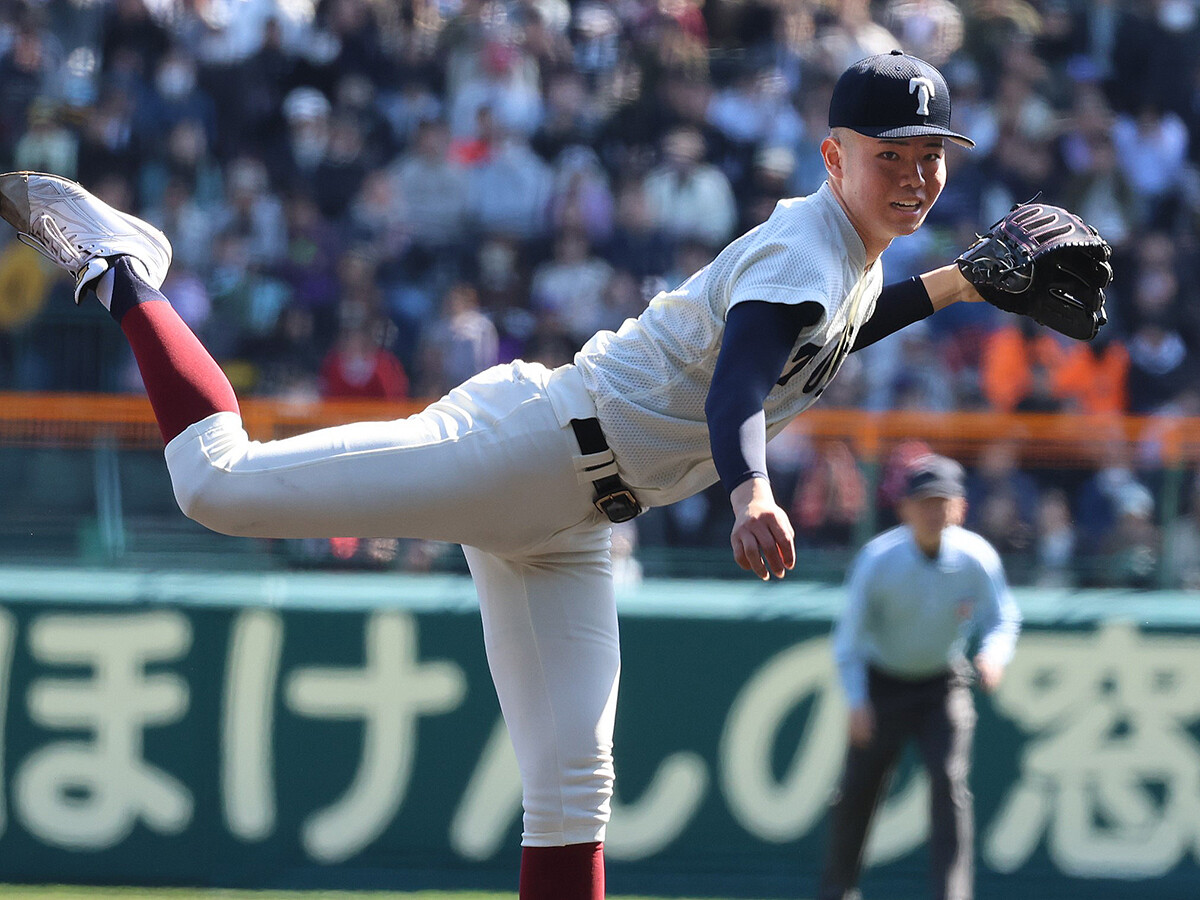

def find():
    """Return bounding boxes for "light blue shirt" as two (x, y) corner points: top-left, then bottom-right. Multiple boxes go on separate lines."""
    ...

(833, 524), (1022, 707)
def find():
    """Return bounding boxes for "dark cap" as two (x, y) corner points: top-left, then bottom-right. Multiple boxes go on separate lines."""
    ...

(829, 50), (974, 148)
(904, 454), (966, 499)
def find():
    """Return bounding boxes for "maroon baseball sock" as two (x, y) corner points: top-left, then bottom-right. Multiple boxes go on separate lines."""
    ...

(106, 257), (239, 444)
(519, 842), (604, 900)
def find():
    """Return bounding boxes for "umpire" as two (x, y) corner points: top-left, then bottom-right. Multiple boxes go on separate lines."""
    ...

(819, 454), (1022, 900)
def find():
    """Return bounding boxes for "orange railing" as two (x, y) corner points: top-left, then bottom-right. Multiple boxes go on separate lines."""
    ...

(3, 392), (1200, 467)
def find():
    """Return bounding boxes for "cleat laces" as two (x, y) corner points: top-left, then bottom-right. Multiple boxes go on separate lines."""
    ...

(17, 213), (85, 277)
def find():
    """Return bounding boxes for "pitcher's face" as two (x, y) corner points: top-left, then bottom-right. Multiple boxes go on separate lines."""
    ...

(823, 129), (947, 262)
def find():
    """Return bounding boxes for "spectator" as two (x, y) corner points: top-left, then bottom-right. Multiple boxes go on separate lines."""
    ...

(1126, 317), (1194, 414)
(245, 305), (322, 399)
(466, 126), (554, 240)
(312, 113), (374, 221)
(938, 57), (998, 160)
(549, 145), (615, 246)
(144, 174), (217, 274)
(530, 228), (614, 346)
(1164, 473), (1200, 589)
(705, 64), (802, 152)
(273, 191), (343, 342)
(1126, 231), (1200, 347)
(473, 233), (532, 362)
(392, 116), (470, 254)
(602, 178), (674, 280)
(791, 440), (867, 548)
(1109, 0), (1200, 121)
(873, 319), (956, 412)
(1051, 335), (1129, 414)
(346, 168), (408, 266)
(212, 156), (288, 267)
(135, 49), (218, 157)
(450, 102), (501, 168)
(516, 4), (574, 72)
(319, 310), (409, 400)
(186, 0), (305, 66)
(531, 69), (600, 163)
(981, 317), (1067, 412)
(1014, 361), (1064, 413)
(644, 125), (737, 247)
(1033, 487), (1076, 587)
(1095, 481), (1160, 588)
(13, 98), (76, 178)
(597, 268), (649, 334)
(100, 0), (171, 84)
(1075, 438), (1150, 549)
(271, 86), (334, 192)
(813, 0), (901, 73)
(417, 281), (499, 399)
(447, 37), (543, 141)
(791, 80), (840, 197)
(317, 0), (393, 87)
(379, 73), (443, 152)
(1111, 103), (1190, 226)
(965, 438), (1040, 553)
(220, 15), (295, 160)
(881, 0), (964, 65)
(875, 438), (935, 530)
(139, 117), (224, 214)
(204, 230), (289, 363)
(662, 238), (718, 294)
(75, 90), (141, 188)
(1063, 131), (1139, 251)
(739, 144), (797, 234)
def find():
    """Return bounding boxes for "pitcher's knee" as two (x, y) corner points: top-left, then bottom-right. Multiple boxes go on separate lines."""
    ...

(171, 464), (257, 536)
(165, 412), (262, 535)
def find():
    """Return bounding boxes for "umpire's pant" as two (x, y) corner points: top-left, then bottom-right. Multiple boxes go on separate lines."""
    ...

(818, 666), (977, 900)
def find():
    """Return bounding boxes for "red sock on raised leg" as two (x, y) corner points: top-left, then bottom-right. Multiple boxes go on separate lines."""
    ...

(103, 257), (239, 444)
(519, 842), (605, 900)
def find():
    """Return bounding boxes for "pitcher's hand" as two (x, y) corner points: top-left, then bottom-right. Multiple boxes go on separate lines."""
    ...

(729, 477), (795, 580)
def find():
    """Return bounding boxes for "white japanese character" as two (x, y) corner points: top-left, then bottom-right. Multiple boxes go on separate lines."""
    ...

(0, 607), (16, 838)
(286, 611), (466, 863)
(721, 636), (928, 864)
(14, 612), (193, 849)
(987, 621), (1200, 878)
(222, 609), (284, 841)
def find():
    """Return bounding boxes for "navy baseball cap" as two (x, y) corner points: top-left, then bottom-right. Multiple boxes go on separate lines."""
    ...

(829, 50), (975, 148)
(904, 455), (966, 499)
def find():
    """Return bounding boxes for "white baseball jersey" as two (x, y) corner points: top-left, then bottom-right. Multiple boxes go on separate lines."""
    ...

(575, 182), (883, 506)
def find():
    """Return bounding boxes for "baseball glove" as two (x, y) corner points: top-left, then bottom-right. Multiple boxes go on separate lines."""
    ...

(956, 201), (1113, 341)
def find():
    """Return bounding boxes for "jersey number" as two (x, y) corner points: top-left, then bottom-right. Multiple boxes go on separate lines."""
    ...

(777, 327), (856, 394)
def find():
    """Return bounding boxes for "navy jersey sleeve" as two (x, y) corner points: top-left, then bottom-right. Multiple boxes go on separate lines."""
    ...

(706, 300), (824, 495)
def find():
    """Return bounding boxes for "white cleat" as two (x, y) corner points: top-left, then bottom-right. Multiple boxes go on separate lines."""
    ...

(0, 170), (172, 305)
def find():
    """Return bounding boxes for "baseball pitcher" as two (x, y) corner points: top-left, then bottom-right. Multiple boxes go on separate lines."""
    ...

(0, 51), (1107, 900)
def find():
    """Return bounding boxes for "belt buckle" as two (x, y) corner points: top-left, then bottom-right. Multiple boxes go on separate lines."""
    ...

(595, 489), (641, 523)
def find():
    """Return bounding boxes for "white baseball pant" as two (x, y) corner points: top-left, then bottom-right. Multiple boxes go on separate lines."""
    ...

(165, 361), (621, 846)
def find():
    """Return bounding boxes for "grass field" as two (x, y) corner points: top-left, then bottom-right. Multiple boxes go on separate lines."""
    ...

(0, 889), (781, 900)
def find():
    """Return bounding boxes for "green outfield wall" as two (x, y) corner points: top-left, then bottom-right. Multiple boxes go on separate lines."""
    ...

(0, 566), (1196, 899)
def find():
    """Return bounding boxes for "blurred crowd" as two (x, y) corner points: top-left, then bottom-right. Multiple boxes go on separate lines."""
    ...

(1, 0), (1199, 586)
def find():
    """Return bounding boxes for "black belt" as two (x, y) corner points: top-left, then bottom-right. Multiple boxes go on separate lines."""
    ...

(570, 417), (643, 523)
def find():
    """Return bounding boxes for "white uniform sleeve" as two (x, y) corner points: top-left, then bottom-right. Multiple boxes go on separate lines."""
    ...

(726, 236), (833, 316)
(832, 544), (878, 708)
(971, 539), (1022, 668)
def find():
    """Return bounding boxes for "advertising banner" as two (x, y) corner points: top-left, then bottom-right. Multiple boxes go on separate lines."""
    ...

(0, 570), (1196, 899)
